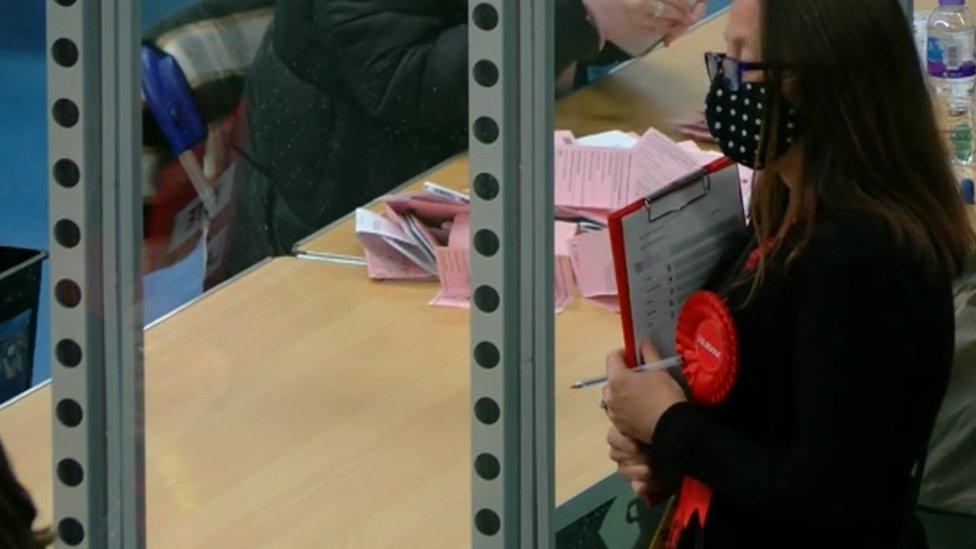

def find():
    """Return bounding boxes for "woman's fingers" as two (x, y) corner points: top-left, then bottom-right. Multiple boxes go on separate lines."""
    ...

(607, 426), (640, 452)
(610, 446), (649, 464)
(617, 462), (651, 481)
(663, 1), (706, 45)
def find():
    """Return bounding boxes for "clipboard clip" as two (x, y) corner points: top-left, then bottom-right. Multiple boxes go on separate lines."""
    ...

(644, 169), (713, 223)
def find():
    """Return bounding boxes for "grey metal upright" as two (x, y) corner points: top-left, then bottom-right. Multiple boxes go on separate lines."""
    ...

(469, 0), (555, 547)
(47, 0), (145, 547)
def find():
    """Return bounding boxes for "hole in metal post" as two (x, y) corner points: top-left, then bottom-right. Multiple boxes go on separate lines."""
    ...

(57, 459), (84, 486)
(55, 280), (81, 308)
(475, 509), (501, 536)
(58, 518), (84, 545)
(53, 159), (80, 188)
(473, 60), (499, 87)
(52, 99), (79, 128)
(473, 341), (499, 369)
(56, 400), (83, 427)
(56, 339), (82, 368)
(52, 38), (79, 67)
(473, 229), (499, 257)
(473, 117), (499, 144)
(473, 285), (500, 313)
(474, 453), (501, 480)
(54, 219), (81, 248)
(474, 397), (500, 425)
(473, 173), (499, 200)
(472, 4), (499, 31)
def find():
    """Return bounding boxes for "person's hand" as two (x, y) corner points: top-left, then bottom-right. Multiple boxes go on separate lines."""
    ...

(583, 0), (705, 49)
(607, 424), (654, 499)
(602, 341), (687, 443)
(662, 1), (707, 47)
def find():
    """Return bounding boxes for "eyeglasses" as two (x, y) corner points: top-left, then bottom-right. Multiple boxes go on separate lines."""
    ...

(704, 52), (793, 92)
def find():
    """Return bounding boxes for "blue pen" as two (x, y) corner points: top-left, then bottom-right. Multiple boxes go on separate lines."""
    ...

(962, 179), (975, 205)
(141, 45), (218, 217)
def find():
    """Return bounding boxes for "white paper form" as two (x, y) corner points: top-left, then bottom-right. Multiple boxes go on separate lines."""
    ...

(617, 164), (746, 356)
(627, 129), (703, 201)
(555, 128), (703, 211)
(576, 130), (639, 148)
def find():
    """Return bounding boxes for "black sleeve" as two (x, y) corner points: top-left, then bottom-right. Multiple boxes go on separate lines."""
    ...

(272, 0), (600, 128)
(649, 224), (951, 525)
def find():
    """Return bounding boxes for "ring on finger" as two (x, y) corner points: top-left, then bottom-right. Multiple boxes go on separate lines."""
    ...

(650, 0), (665, 17)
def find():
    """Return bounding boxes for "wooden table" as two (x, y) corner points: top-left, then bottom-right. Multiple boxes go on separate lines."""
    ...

(0, 11), (730, 548)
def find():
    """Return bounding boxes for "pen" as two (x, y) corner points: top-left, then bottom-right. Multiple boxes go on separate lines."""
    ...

(570, 355), (683, 389)
(424, 182), (470, 203)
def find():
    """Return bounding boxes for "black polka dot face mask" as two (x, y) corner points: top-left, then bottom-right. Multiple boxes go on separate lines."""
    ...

(704, 74), (802, 169)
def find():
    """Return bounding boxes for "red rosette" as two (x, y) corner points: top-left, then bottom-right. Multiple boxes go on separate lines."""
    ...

(667, 291), (740, 547)
(675, 291), (739, 406)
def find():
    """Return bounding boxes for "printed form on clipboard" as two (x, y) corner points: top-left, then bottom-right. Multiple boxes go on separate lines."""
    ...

(608, 157), (747, 367)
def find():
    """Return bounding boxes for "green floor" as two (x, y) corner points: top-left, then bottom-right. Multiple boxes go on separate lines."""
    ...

(556, 495), (976, 548)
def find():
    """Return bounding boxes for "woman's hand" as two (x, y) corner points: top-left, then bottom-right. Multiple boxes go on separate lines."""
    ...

(607, 424), (655, 498)
(662, 0), (707, 46)
(584, 0), (703, 48)
(603, 341), (687, 443)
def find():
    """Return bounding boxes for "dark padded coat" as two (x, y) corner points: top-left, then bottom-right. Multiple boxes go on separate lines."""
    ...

(226, 0), (612, 275)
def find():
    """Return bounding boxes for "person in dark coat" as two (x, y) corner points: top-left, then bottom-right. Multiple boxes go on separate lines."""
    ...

(602, 0), (976, 547)
(225, 0), (704, 276)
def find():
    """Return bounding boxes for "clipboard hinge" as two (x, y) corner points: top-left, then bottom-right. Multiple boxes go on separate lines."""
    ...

(644, 171), (713, 223)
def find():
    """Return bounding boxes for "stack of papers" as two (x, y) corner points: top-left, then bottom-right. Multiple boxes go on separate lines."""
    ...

(355, 182), (577, 312)
(555, 130), (751, 311)
(354, 128), (755, 313)
(554, 128), (714, 210)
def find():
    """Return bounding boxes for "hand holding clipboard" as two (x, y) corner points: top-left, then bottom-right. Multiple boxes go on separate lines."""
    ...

(603, 157), (747, 548)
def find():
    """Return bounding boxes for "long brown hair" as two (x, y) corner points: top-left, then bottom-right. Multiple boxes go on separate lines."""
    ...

(749, 0), (976, 280)
(0, 440), (52, 548)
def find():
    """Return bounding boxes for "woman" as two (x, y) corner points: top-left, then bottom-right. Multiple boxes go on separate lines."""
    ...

(602, 0), (976, 547)
(224, 0), (705, 276)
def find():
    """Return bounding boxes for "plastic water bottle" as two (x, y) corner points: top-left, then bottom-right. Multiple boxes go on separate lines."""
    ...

(928, 0), (976, 165)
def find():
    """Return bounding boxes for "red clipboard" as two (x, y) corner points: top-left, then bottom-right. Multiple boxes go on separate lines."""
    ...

(608, 157), (741, 368)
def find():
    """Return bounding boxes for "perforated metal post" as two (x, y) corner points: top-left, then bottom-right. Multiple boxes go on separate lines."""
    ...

(47, 0), (144, 547)
(469, 0), (555, 547)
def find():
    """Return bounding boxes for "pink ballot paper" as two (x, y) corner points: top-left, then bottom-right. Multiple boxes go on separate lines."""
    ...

(355, 208), (437, 280)
(554, 128), (703, 210)
(430, 219), (577, 312)
(568, 229), (620, 312)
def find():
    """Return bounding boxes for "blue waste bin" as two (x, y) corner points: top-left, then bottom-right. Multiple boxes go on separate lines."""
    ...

(0, 247), (45, 403)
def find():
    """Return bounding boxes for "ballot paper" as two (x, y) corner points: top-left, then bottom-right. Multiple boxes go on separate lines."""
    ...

(355, 208), (438, 279)
(383, 191), (470, 225)
(569, 229), (620, 312)
(430, 218), (577, 312)
(555, 128), (703, 210)
(555, 130), (577, 146)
